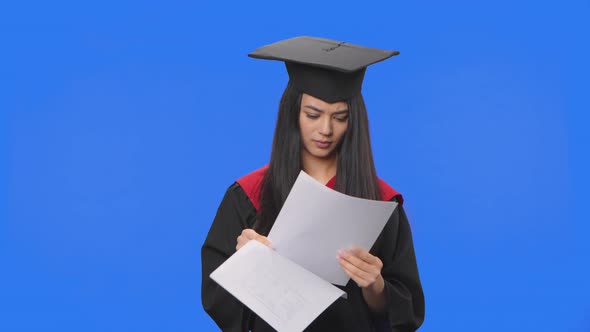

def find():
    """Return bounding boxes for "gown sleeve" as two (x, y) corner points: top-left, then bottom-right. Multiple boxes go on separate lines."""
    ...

(374, 198), (425, 332)
(201, 183), (257, 332)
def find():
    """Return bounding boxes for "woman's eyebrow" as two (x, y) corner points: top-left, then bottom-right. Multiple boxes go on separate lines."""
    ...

(304, 105), (349, 114)
(304, 105), (324, 112)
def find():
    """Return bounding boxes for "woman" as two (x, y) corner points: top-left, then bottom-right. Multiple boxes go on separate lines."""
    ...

(201, 36), (425, 331)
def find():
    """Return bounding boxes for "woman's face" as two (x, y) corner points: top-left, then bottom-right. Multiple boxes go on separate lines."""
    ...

(299, 93), (349, 161)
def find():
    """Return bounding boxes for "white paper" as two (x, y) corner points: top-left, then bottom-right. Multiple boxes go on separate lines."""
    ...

(268, 171), (398, 286)
(210, 240), (345, 332)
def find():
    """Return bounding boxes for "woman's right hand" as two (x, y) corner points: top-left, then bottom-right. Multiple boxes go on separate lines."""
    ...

(236, 228), (272, 251)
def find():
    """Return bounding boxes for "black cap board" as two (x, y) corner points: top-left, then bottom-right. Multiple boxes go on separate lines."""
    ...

(248, 36), (399, 102)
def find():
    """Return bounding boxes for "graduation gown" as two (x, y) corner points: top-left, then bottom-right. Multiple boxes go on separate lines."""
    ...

(201, 167), (425, 331)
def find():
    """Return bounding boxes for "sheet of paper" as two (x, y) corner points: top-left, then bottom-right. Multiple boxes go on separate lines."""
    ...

(210, 240), (345, 332)
(268, 171), (398, 286)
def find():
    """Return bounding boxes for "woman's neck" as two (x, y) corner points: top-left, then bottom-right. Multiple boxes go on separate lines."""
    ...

(301, 152), (338, 184)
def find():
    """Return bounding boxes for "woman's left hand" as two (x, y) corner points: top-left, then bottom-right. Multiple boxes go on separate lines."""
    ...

(337, 246), (385, 294)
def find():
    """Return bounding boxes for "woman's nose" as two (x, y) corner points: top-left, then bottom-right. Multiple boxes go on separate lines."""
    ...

(318, 118), (333, 136)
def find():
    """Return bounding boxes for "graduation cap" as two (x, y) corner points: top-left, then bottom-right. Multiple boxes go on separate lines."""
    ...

(248, 36), (399, 103)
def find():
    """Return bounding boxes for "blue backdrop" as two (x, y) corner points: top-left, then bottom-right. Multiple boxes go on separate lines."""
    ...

(1, 1), (589, 331)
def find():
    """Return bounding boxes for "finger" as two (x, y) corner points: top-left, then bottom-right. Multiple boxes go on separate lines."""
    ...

(338, 254), (373, 281)
(338, 250), (382, 287)
(349, 246), (383, 268)
(339, 258), (371, 288)
(255, 235), (272, 247)
(241, 228), (259, 240)
(236, 235), (249, 251)
(338, 249), (375, 273)
(341, 265), (366, 287)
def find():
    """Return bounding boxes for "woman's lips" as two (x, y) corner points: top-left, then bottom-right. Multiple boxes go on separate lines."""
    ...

(313, 140), (332, 149)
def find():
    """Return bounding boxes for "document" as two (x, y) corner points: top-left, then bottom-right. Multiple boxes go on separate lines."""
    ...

(210, 171), (398, 330)
(210, 240), (345, 332)
(268, 171), (398, 285)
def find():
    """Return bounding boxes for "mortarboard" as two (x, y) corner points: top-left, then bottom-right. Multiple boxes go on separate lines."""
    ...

(248, 36), (399, 103)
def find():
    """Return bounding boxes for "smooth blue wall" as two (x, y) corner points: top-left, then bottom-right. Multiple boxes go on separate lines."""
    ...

(1, 1), (588, 331)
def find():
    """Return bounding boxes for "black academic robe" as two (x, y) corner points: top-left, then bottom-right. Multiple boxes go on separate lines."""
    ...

(201, 169), (425, 332)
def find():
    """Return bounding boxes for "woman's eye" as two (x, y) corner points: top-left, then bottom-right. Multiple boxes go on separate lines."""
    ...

(335, 116), (349, 122)
(306, 113), (320, 119)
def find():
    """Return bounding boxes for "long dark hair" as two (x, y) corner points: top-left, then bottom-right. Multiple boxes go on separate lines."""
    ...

(255, 82), (381, 235)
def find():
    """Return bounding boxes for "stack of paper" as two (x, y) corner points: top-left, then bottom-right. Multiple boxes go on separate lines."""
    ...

(210, 171), (398, 331)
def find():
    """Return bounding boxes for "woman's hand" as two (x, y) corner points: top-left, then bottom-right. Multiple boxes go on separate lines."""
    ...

(337, 246), (386, 313)
(236, 228), (272, 251)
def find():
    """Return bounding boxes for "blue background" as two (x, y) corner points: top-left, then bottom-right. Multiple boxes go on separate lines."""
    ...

(1, 1), (589, 331)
